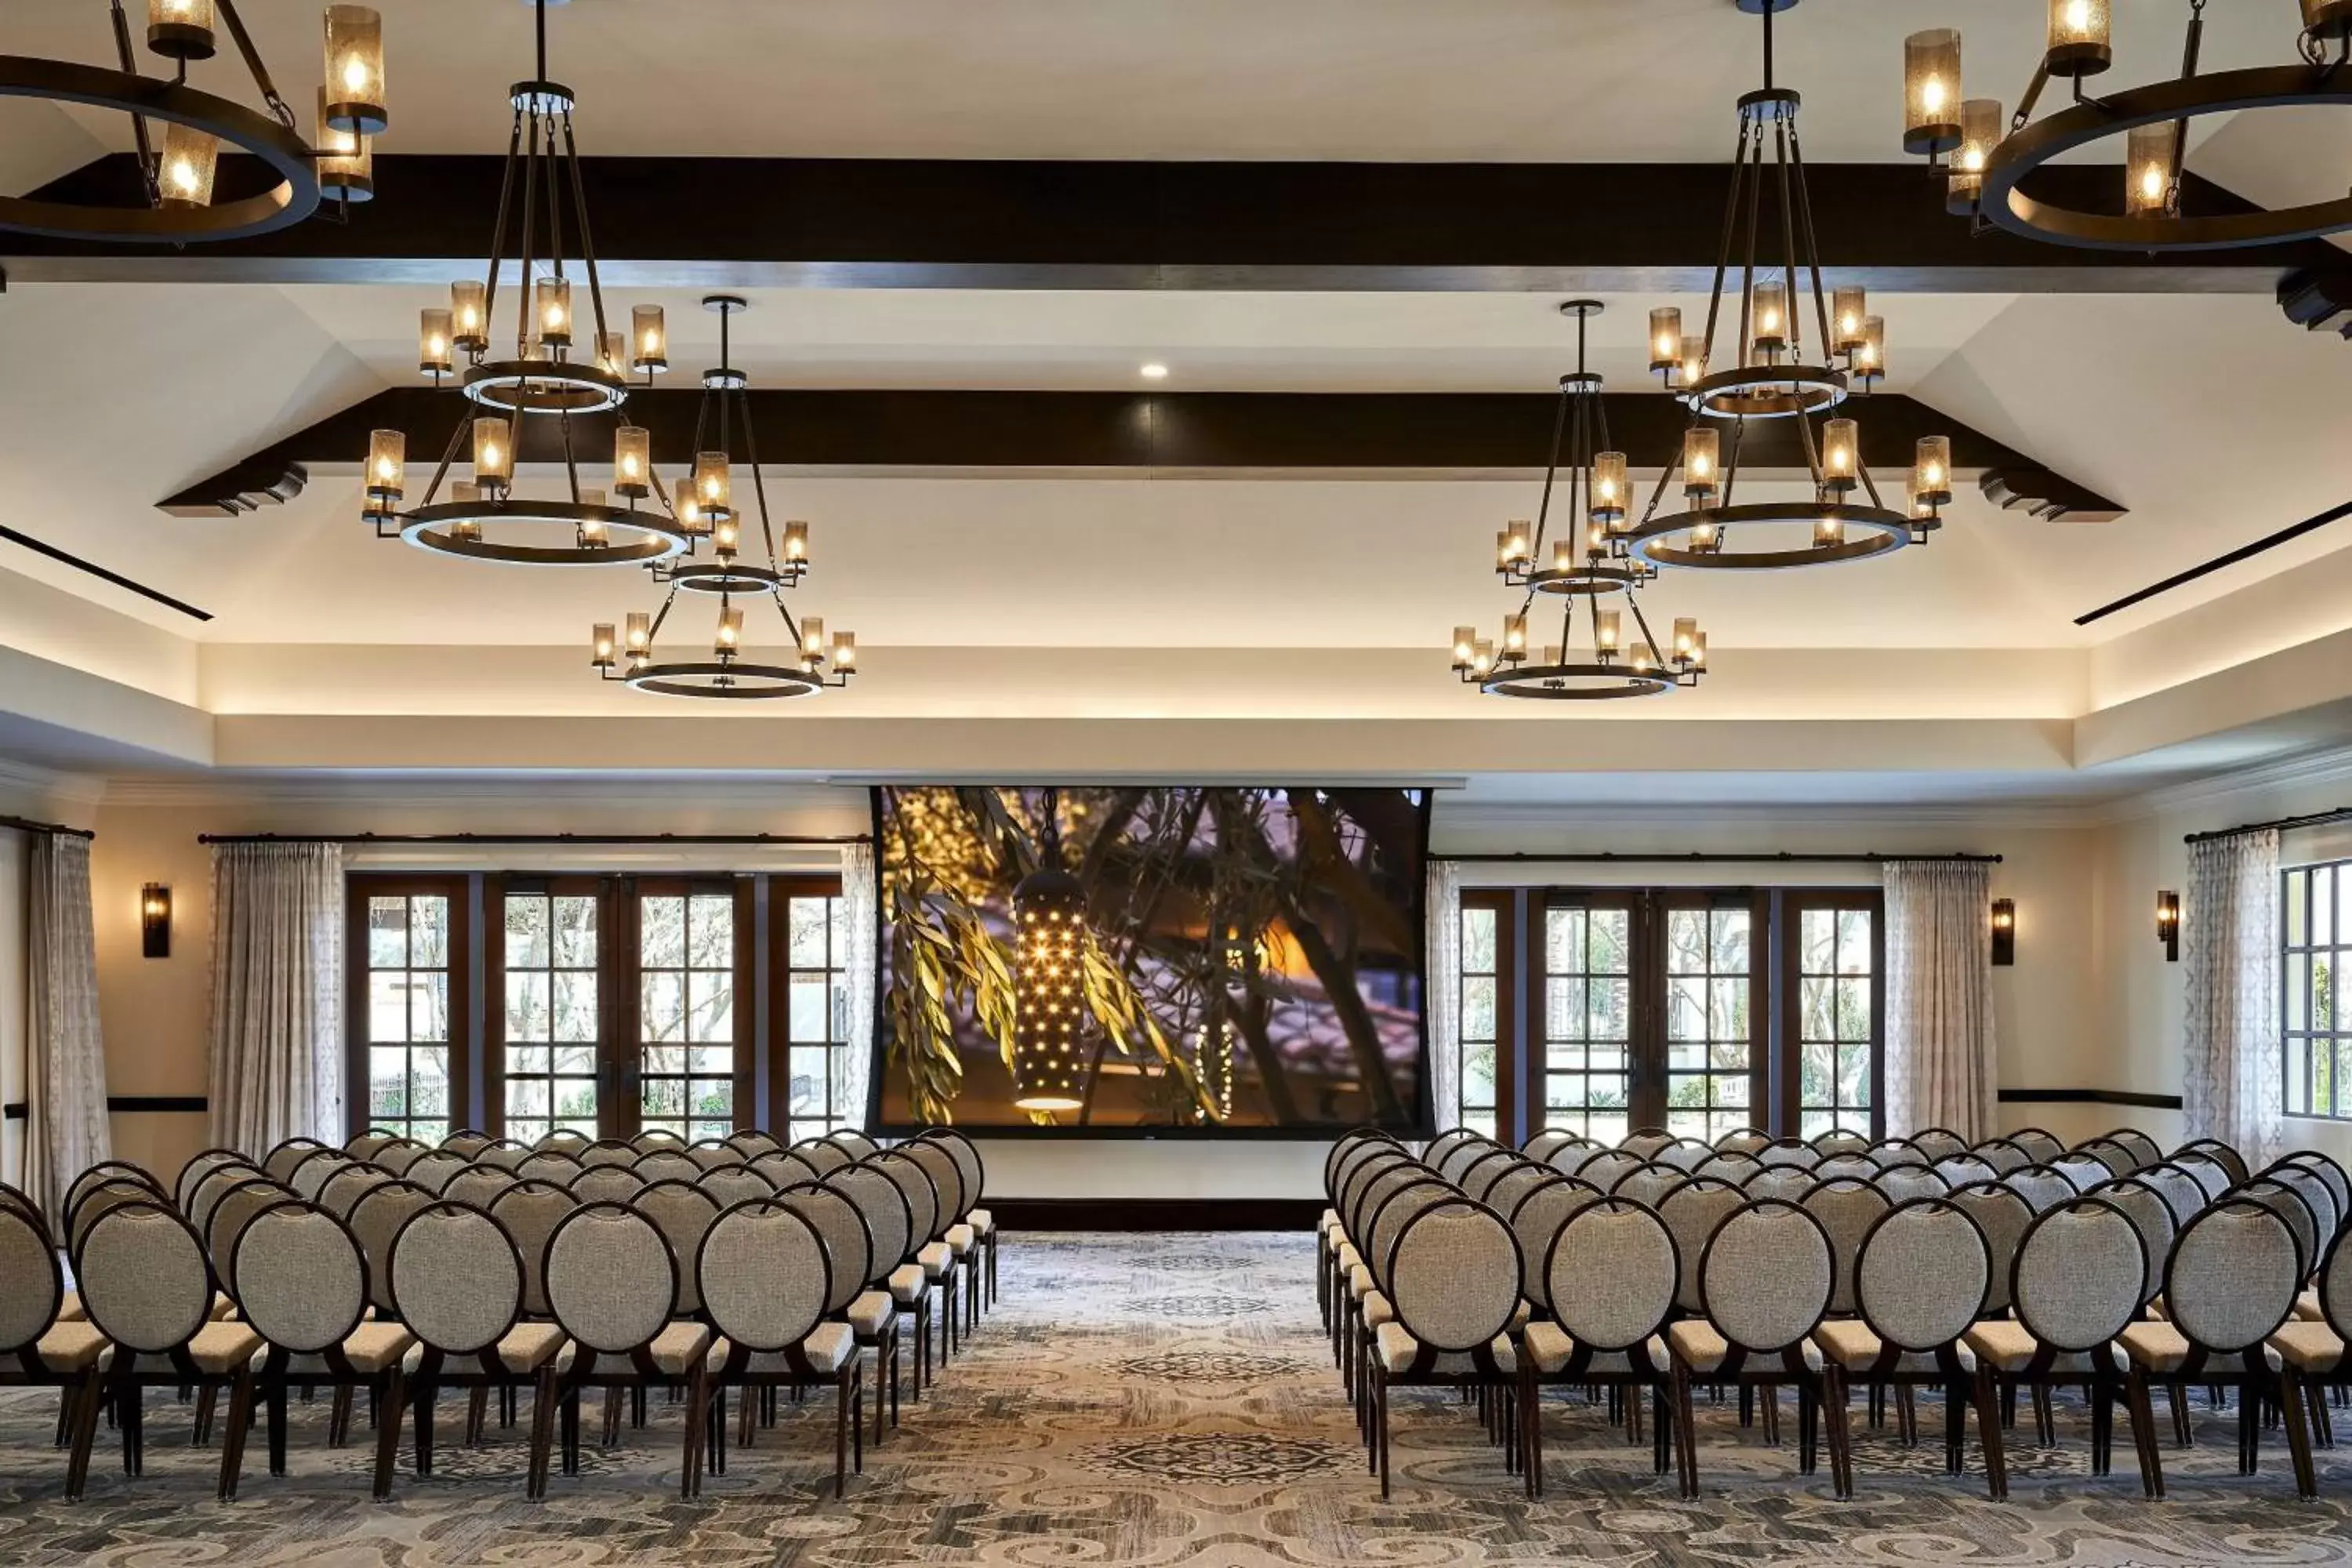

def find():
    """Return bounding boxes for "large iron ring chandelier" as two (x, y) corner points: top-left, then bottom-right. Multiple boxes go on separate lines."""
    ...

(1621, 0), (1951, 573)
(1450, 302), (1708, 702)
(590, 297), (859, 701)
(0, 1), (385, 242)
(359, 0), (684, 568)
(1904, 1), (2352, 252)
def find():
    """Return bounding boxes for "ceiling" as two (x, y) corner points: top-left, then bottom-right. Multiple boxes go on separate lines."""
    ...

(1, 0), (2350, 808)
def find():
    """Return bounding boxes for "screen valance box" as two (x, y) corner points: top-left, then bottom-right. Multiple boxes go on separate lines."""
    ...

(869, 786), (1432, 1139)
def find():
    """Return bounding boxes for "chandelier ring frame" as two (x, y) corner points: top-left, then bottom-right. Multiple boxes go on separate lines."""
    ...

(0, 56), (320, 243)
(462, 360), (630, 416)
(1480, 661), (1679, 701)
(399, 499), (688, 567)
(625, 661), (825, 700)
(1682, 364), (1848, 420)
(1978, 64), (2352, 252)
(1626, 501), (1914, 571)
(1523, 564), (1641, 597)
(666, 561), (798, 595)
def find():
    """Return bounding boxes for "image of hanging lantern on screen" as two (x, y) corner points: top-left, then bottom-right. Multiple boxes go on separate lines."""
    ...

(1009, 865), (1091, 1115)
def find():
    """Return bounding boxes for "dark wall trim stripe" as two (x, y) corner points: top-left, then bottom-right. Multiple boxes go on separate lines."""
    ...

(106, 1095), (208, 1114)
(0, 523), (212, 622)
(989, 1196), (1322, 1232)
(1997, 1088), (2183, 1111)
(2, 1102), (22, 1121)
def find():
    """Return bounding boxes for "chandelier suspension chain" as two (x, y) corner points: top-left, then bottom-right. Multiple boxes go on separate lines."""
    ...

(103, 1), (162, 205)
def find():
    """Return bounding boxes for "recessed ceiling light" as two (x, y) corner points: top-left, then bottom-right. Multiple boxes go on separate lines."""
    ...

(1138, 362), (1170, 380)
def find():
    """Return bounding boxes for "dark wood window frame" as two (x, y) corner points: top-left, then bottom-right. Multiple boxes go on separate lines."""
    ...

(767, 875), (853, 1139)
(1774, 888), (1888, 1142)
(2283, 858), (2351, 1123)
(1455, 890), (1517, 1138)
(347, 873), (473, 1145)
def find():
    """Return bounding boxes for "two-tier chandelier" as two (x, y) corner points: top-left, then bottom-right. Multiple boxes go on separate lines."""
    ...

(1449, 302), (1708, 702)
(590, 297), (858, 700)
(0, 1), (385, 242)
(1906, 2), (2352, 252)
(1617, 0), (1951, 573)
(359, 0), (685, 568)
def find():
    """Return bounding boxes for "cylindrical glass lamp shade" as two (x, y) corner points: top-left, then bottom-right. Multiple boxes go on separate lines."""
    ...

(579, 509), (608, 547)
(1471, 641), (1496, 677)
(2307, 0), (2352, 46)
(1912, 434), (1954, 506)
(783, 520), (810, 565)
(471, 416), (513, 490)
(158, 124), (218, 208)
(596, 332), (626, 379)
(534, 278), (572, 350)
(673, 484), (705, 536)
(1673, 619), (1699, 662)
(1678, 335), (1706, 390)
(1856, 316), (1886, 384)
(613, 426), (650, 498)
(590, 622), (615, 670)
(1011, 867), (1091, 1113)
(315, 88), (372, 202)
(1450, 625), (1476, 669)
(451, 281), (488, 353)
(1751, 281), (1789, 356)
(1592, 452), (1628, 524)
(2045, 0), (2112, 76)
(832, 630), (857, 671)
(1594, 609), (1622, 655)
(624, 612), (651, 655)
(1495, 529), (1516, 572)
(1948, 98), (2003, 213)
(322, 5), (387, 134)
(1832, 287), (1868, 354)
(365, 428), (405, 502)
(1820, 417), (1859, 491)
(418, 308), (452, 376)
(713, 517), (739, 556)
(1501, 612), (1527, 658)
(1541, 644), (1563, 667)
(1903, 29), (1962, 154)
(1691, 521), (1721, 552)
(1649, 307), (1682, 372)
(2126, 124), (2175, 216)
(693, 452), (732, 517)
(800, 616), (826, 659)
(1682, 427), (1721, 498)
(630, 305), (667, 373)
(714, 607), (743, 655)
(1690, 631), (1708, 667)
(147, 0), (216, 60)
(1815, 515), (1846, 548)
(1552, 539), (1576, 572)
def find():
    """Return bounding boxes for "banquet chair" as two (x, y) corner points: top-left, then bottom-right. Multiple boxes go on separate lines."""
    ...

(348, 1180), (440, 1317)
(2049, 1152), (2116, 1193)
(1610, 1160), (1689, 1212)
(1667, 1200), (1846, 1500)
(753, 1183), (877, 1448)
(633, 1148), (702, 1185)
(568, 1163), (648, 1206)
(687, 1139), (740, 1171)
(1521, 1128), (1579, 1164)
(1867, 1138), (1928, 1169)
(372, 1140), (430, 1178)
(630, 1127), (689, 1153)
(1519, 1199), (1679, 1494)
(175, 1150), (252, 1215)
(1543, 1138), (1603, 1179)
(223, 1200), (415, 1498)
(290, 1150), (353, 1201)
(1741, 1163), (1818, 1203)
(475, 1138), (532, 1172)
(1909, 1129), (1969, 1165)
(1368, 1199), (1522, 1499)
(516, 1150), (586, 1185)
(918, 1128), (996, 1319)
(871, 1150), (946, 1396)
(1657, 1138), (1715, 1174)
(1715, 1126), (1774, 1156)
(2270, 1220), (2352, 1496)
(1969, 1137), (2032, 1175)
(442, 1165), (518, 1211)
(441, 1129), (495, 1160)
(699, 1200), (864, 1498)
(723, 1129), (782, 1160)
(2136, 1161), (2211, 1228)
(2007, 1127), (2065, 1164)
(1942, 1182), (2034, 1319)
(1874, 1164), (1951, 1208)
(793, 1138), (855, 1177)
(0, 1202), (111, 1497)
(581, 1139), (638, 1169)
(1811, 1128), (1871, 1159)
(1576, 1149), (1646, 1192)
(65, 1163), (163, 1218)
(539, 1203), (712, 1497)
(204, 1174), (293, 1279)
(379, 1202), (571, 1500)
(1813, 1152), (1879, 1183)
(699, 1164), (776, 1210)
(1757, 1138), (1820, 1171)
(2004, 1164), (2081, 1214)
(535, 1130), (593, 1156)
(344, 1130), (400, 1163)
(317, 1163), (394, 1220)
(401, 1149), (470, 1196)
(1621, 1129), (1675, 1162)
(2073, 1136), (2140, 1178)
(1350, 1174), (1456, 1430)
(263, 1139), (334, 1185)
(2172, 1138), (2249, 1187)
(1695, 1150), (1761, 1185)
(824, 1163), (911, 1439)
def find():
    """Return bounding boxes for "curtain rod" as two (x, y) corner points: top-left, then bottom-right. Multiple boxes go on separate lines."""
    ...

(195, 832), (870, 847)
(0, 813), (94, 840)
(1432, 851), (2001, 865)
(2184, 807), (2352, 846)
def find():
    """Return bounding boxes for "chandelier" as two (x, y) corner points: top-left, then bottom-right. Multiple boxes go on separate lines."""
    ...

(1906, 2), (2352, 251)
(0, 1), (385, 242)
(1618, 0), (1949, 573)
(360, 0), (684, 568)
(590, 296), (859, 700)
(1449, 302), (1708, 702)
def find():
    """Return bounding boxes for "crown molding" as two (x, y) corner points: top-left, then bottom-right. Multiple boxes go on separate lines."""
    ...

(0, 756), (106, 808)
(1431, 796), (2103, 843)
(95, 771), (871, 816)
(2090, 744), (2352, 829)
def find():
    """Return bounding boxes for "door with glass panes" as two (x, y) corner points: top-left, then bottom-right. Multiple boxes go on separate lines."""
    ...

(1537, 891), (1766, 1142)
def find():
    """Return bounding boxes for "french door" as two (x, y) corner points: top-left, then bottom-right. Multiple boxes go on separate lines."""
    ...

(1535, 890), (1766, 1143)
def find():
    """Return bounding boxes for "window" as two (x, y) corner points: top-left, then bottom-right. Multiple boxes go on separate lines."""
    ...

(1780, 891), (1883, 1140)
(773, 881), (853, 1144)
(2285, 859), (2351, 1120)
(1454, 895), (1509, 1138)
(495, 881), (605, 1144)
(1661, 898), (1759, 1142)
(349, 877), (469, 1146)
(1540, 896), (1632, 1144)
(636, 883), (750, 1142)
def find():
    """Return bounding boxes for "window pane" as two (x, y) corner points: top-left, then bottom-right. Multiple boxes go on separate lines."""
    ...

(1462, 907), (1496, 972)
(412, 896), (449, 969)
(1461, 976), (1496, 1042)
(553, 896), (599, 967)
(789, 898), (829, 967)
(506, 971), (550, 1041)
(643, 971), (685, 1042)
(409, 972), (448, 1044)
(688, 895), (734, 968)
(506, 897), (548, 967)
(688, 969), (734, 1044)
(789, 978), (829, 1043)
(641, 896), (686, 967)
(368, 897), (407, 969)
(370, 973), (408, 1044)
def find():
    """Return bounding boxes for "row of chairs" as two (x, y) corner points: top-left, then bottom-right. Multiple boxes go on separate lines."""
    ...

(0, 1123), (996, 1503)
(1319, 1123), (2352, 1501)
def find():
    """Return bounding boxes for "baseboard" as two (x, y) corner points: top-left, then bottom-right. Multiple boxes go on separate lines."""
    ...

(1997, 1088), (2183, 1111)
(988, 1196), (1322, 1232)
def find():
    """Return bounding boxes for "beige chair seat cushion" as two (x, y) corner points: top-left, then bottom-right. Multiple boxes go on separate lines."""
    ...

(1372, 1320), (1515, 1377)
(124, 1321), (263, 1376)
(2296, 1289), (2325, 1323)
(56, 1291), (85, 1324)
(268, 1323), (416, 1377)
(1335, 1242), (1360, 1274)
(33, 1322), (109, 1374)
(946, 1222), (976, 1257)
(2118, 1322), (2193, 1374)
(1362, 1290), (1395, 1330)
(1813, 1319), (1976, 1375)
(210, 1293), (237, 1321)
(1319, 1209), (1338, 1236)
(1961, 1320), (2100, 1375)
(1668, 1320), (1821, 1376)
(2267, 1321), (2347, 1375)
(404, 1323), (571, 1377)
(646, 1322), (713, 1375)
(888, 1263), (927, 1305)
(918, 1241), (953, 1279)
(709, 1321), (857, 1377)
(847, 1290), (892, 1338)
(1347, 1264), (1374, 1301)
(1523, 1319), (1666, 1376)
(969, 1207), (993, 1237)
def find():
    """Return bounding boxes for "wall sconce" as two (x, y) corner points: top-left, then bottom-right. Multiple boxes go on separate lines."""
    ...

(1989, 898), (2016, 967)
(2157, 890), (2180, 963)
(140, 884), (172, 959)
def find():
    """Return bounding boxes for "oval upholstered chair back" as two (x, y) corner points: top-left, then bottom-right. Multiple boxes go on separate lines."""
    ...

(1943, 1180), (2036, 1315)
(1757, 1139), (1820, 1171)
(1657, 1178), (1748, 1315)
(1933, 1155), (1998, 1189)
(443, 1166), (519, 1212)
(401, 1149), (470, 1196)
(78, 1201), (215, 1356)
(1340, 1149), (1416, 1242)
(1697, 1201), (1833, 1356)
(1388, 1202), (1520, 1355)
(2319, 1223), (2352, 1341)
(633, 1149), (703, 1185)
(772, 1183), (873, 1316)
(1574, 1148), (1647, 1194)
(488, 1180), (580, 1317)
(1695, 1151), (1761, 1185)
(2073, 1137), (2139, 1178)
(1548, 1200), (1677, 1353)
(1367, 1180), (1454, 1298)
(2265, 1164), (2343, 1260)
(290, 1149), (353, 1200)
(1969, 1138), (2032, 1176)
(1522, 1129), (1579, 1165)
(1480, 1160), (1552, 1228)
(2049, 1154), (2115, 1194)
(2005, 1165), (2081, 1215)
(348, 1179), (440, 1313)
(0, 1203), (63, 1357)
(2238, 1178), (2321, 1283)
(700, 1165), (778, 1211)
(1715, 1126), (1773, 1156)
(1656, 1138), (1715, 1175)
(873, 1151), (939, 1254)
(2172, 1138), (2249, 1187)
(1740, 1164), (1818, 1204)
(1609, 1162), (1689, 1212)
(1867, 1138), (1929, 1170)
(904, 1141), (967, 1229)
(2087, 1177), (2177, 1308)
(1436, 1138), (1499, 1185)
(1908, 1128), (1969, 1164)
(580, 1139), (638, 1170)
(1798, 1177), (1894, 1317)
(699, 1201), (829, 1355)
(64, 1162), (162, 1222)
(2013, 1199), (2146, 1354)
(70, 1178), (168, 1264)
(390, 1202), (524, 1356)
(546, 1203), (677, 1357)
(317, 1163), (394, 1221)
(826, 1164), (909, 1284)
(631, 1127), (689, 1154)
(1875, 1163), (1951, 1208)
(793, 1138), (854, 1177)
(263, 1138), (332, 1185)
(568, 1164), (649, 1207)
(2007, 1127), (2065, 1164)
(516, 1150), (585, 1185)
(1327, 1133), (1399, 1200)
(1457, 1149), (1519, 1204)
(2136, 1162), (2211, 1228)
(233, 1202), (368, 1355)
(1855, 1199), (1990, 1352)
(2162, 1199), (2300, 1357)
(1501, 1174), (1599, 1311)
(631, 1180), (723, 1313)
(919, 1131), (984, 1213)
(829, 1129), (883, 1162)
(176, 1149), (254, 1214)
(205, 1177), (294, 1279)
(2283, 1152), (2352, 1221)
(1810, 1127), (1871, 1159)
(1619, 1129), (1675, 1163)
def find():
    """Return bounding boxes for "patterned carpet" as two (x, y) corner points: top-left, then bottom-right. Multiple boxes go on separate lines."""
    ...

(0, 1232), (2347, 1566)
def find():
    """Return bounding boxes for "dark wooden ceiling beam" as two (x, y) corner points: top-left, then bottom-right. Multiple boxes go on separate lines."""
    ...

(9, 154), (2318, 291)
(157, 387), (2122, 521)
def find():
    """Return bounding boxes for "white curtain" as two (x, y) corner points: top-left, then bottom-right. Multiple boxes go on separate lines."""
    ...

(207, 843), (344, 1155)
(2183, 829), (2282, 1171)
(834, 841), (878, 1131)
(1424, 858), (1461, 1142)
(1883, 859), (1998, 1142)
(24, 834), (110, 1221)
